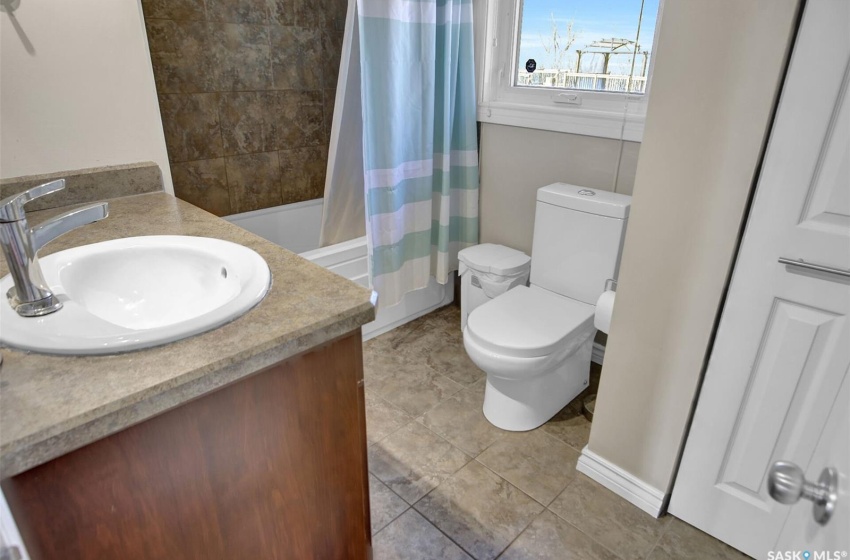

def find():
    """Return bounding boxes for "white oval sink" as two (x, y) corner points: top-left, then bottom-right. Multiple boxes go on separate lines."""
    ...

(0, 236), (271, 355)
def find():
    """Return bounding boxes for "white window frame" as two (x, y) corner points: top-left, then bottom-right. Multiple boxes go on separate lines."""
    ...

(477, 0), (664, 142)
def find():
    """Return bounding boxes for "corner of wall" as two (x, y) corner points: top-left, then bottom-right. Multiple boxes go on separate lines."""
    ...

(583, 0), (801, 504)
(577, 447), (667, 517)
(134, 0), (173, 195)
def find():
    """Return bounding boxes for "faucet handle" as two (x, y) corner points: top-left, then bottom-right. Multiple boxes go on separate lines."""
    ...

(0, 179), (66, 222)
(31, 202), (109, 252)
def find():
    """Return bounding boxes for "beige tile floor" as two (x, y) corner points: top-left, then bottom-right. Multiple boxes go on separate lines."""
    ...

(364, 305), (750, 560)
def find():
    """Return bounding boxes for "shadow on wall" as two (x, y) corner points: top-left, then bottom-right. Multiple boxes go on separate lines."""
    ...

(141, 0), (348, 217)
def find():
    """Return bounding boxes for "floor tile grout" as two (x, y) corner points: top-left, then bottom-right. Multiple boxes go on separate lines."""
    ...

(544, 501), (630, 560)
(493, 507), (548, 560)
(407, 454), (545, 560)
(369, 415), (475, 508)
(417, 419), (476, 459)
(369, 503), (411, 539)
(367, 466), (413, 536)
(537, 423), (588, 454)
(363, 389), (415, 448)
(408, 484), (481, 559)
(367, 360), (467, 419)
(640, 512), (675, 560)
(543, 475), (650, 560)
(471, 455), (555, 508)
(411, 506), (479, 559)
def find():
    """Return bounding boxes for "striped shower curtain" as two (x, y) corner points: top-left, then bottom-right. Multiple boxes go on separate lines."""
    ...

(357, 0), (479, 308)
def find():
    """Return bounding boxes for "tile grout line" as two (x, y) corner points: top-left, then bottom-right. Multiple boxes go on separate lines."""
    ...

(544, 477), (634, 560)
(365, 386), (473, 502)
(368, 473), (412, 536)
(548, 516), (629, 560)
(415, 396), (506, 460)
(641, 513), (675, 560)
(415, 506), (478, 560)
(492, 507), (548, 560)
(407, 449), (544, 560)
(408, 485), (483, 560)
(263, 18), (282, 204)
(369, 365), (466, 420)
(470, 427), (590, 510)
(394, 460), (478, 557)
(472, 456), (551, 507)
(537, 423), (589, 455)
(368, 412), (478, 511)
(540, 421), (581, 443)
(215, 93), (235, 214)
(369, 503), (411, 540)
(392, 427), (490, 558)
(363, 391), (415, 453)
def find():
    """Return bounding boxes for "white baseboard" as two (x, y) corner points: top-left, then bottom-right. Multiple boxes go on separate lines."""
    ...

(591, 342), (605, 365)
(576, 448), (667, 517)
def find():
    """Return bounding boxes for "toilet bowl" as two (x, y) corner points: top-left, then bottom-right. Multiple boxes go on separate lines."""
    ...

(462, 183), (631, 431)
(464, 285), (595, 431)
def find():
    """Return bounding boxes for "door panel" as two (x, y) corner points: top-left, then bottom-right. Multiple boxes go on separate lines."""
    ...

(718, 299), (844, 503)
(797, 60), (850, 255)
(668, 0), (850, 557)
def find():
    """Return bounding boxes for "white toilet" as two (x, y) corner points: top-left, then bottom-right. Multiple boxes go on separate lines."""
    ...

(463, 183), (631, 431)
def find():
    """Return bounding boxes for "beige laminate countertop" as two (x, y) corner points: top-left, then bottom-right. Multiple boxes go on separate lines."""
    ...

(0, 192), (375, 478)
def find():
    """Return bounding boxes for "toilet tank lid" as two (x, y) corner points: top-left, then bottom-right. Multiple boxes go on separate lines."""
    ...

(537, 183), (631, 219)
(458, 244), (531, 276)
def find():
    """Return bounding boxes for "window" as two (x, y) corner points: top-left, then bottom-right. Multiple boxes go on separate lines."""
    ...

(478, 0), (663, 141)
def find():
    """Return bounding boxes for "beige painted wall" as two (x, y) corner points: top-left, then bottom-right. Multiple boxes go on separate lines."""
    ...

(0, 1), (173, 193)
(480, 124), (640, 254)
(588, 0), (800, 493)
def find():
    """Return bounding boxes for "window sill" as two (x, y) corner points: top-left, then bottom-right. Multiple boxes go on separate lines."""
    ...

(477, 101), (645, 142)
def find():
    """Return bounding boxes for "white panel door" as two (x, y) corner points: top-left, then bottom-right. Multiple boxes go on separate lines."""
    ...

(668, 0), (850, 557)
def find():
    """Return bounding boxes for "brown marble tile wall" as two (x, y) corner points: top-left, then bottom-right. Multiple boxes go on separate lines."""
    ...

(142, 0), (345, 216)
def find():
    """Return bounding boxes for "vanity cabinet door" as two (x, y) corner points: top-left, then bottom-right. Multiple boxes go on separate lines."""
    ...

(1, 331), (371, 560)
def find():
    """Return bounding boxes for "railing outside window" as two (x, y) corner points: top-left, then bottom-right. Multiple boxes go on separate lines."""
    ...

(516, 71), (648, 93)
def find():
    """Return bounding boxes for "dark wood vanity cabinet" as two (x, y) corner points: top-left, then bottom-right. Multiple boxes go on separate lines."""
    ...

(1, 332), (372, 560)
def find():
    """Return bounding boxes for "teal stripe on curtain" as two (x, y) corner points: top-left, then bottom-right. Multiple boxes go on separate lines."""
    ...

(372, 230), (433, 276)
(365, 165), (479, 217)
(366, 176), (434, 216)
(438, 166), (479, 190)
(431, 217), (480, 251)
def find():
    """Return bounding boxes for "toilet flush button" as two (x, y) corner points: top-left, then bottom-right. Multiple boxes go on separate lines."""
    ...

(577, 189), (596, 196)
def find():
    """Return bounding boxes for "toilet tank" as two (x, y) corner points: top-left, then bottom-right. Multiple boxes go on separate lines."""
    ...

(530, 183), (631, 305)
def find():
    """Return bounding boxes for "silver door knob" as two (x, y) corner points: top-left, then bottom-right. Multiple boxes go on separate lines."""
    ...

(767, 461), (838, 526)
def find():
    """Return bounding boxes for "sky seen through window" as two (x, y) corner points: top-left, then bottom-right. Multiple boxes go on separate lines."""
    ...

(516, 0), (660, 91)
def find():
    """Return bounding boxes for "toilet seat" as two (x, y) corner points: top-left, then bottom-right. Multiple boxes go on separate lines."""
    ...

(465, 285), (595, 359)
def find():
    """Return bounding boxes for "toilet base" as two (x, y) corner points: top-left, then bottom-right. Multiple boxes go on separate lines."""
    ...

(481, 342), (591, 431)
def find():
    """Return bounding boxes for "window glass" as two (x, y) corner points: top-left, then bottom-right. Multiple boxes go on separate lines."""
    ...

(516, 0), (659, 94)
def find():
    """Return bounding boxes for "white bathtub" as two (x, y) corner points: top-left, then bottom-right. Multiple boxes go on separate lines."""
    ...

(225, 199), (453, 340)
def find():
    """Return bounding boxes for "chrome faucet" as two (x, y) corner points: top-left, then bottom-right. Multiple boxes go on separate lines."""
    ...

(0, 179), (109, 317)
